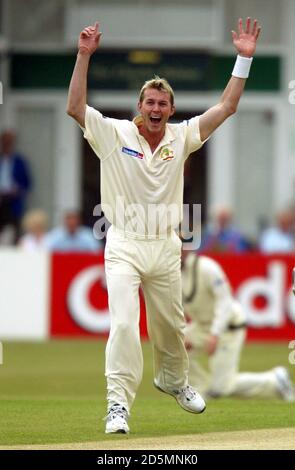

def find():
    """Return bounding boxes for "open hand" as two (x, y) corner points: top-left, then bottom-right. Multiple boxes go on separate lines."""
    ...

(78, 22), (102, 55)
(231, 17), (261, 58)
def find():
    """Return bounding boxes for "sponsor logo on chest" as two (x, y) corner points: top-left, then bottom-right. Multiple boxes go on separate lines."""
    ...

(121, 147), (144, 160)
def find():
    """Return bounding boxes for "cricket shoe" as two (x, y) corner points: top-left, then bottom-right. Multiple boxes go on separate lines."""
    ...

(154, 378), (206, 414)
(274, 367), (295, 402)
(105, 404), (130, 434)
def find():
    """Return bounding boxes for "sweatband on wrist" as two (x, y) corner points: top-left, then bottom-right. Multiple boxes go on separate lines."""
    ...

(232, 55), (253, 79)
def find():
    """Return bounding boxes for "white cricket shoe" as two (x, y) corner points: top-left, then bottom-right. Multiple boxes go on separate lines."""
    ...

(154, 378), (206, 414)
(274, 367), (295, 402)
(105, 404), (130, 434)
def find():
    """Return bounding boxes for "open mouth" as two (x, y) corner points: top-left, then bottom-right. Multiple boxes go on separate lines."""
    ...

(150, 117), (161, 124)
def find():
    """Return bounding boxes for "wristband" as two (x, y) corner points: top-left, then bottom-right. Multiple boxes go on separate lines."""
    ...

(232, 55), (253, 79)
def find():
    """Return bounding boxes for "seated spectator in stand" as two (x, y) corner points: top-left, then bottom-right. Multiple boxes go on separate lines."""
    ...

(201, 204), (248, 253)
(46, 210), (101, 252)
(19, 209), (49, 251)
(259, 209), (295, 253)
(0, 130), (32, 244)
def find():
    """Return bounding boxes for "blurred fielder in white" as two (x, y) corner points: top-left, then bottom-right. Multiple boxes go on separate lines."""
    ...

(182, 253), (295, 401)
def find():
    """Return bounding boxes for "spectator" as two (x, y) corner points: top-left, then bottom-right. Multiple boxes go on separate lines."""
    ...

(201, 204), (248, 252)
(19, 209), (49, 251)
(0, 130), (32, 244)
(46, 210), (101, 252)
(259, 209), (295, 253)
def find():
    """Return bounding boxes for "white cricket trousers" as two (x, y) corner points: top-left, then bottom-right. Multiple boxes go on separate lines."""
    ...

(186, 324), (279, 398)
(104, 226), (189, 412)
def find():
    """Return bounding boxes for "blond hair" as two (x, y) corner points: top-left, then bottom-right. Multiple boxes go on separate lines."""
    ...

(139, 76), (175, 106)
(22, 209), (49, 233)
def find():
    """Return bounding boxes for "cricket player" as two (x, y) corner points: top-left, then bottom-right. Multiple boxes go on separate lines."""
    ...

(183, 252), (295, 401)
(67, 18), (261, 433)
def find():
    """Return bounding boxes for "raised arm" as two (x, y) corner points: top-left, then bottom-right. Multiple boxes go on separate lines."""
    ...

(67, 22), (102, 127)
(199, 18), (261, 142)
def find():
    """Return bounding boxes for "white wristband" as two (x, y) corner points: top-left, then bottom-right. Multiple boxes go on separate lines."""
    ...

(232, 55), (253, 79)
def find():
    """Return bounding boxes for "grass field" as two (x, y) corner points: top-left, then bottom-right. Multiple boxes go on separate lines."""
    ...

(0, 340), (294, 449)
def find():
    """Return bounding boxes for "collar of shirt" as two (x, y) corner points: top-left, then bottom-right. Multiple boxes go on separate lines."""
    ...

(132, 115), (176, 161)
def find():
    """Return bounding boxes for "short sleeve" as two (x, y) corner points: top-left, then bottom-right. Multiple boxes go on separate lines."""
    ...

(80, 105), (117, 160)
(184, 116), (208, 158)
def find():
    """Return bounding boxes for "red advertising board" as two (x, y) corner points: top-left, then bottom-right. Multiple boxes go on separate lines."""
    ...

(50, 252), (148, 338)
(50, 252), (295, 341)
(207, 253), (295, 341)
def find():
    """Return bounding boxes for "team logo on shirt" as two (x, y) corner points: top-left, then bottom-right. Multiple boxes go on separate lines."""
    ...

(121, 147), (144, 160)
(159, 147), (174, 161)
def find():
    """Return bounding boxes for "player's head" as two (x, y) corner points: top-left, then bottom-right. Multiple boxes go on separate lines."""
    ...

(139, 76), (175, 106)
(137, 77), (175, 134)
(181, 248), (198, 266)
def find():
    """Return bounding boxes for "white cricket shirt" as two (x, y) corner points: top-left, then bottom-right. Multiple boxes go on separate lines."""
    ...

(182, 254), (246, 335)
(82, 105), (205, 239)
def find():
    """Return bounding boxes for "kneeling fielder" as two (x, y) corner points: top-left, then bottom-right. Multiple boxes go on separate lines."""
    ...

(182, 253), (295, 401)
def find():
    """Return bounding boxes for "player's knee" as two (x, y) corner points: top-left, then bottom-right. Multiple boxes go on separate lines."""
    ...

(208, 380), (233, 398)
(115, 320), (136, 338)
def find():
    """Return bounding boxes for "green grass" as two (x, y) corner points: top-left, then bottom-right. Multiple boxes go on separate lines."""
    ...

(0, 340), (294, 445)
